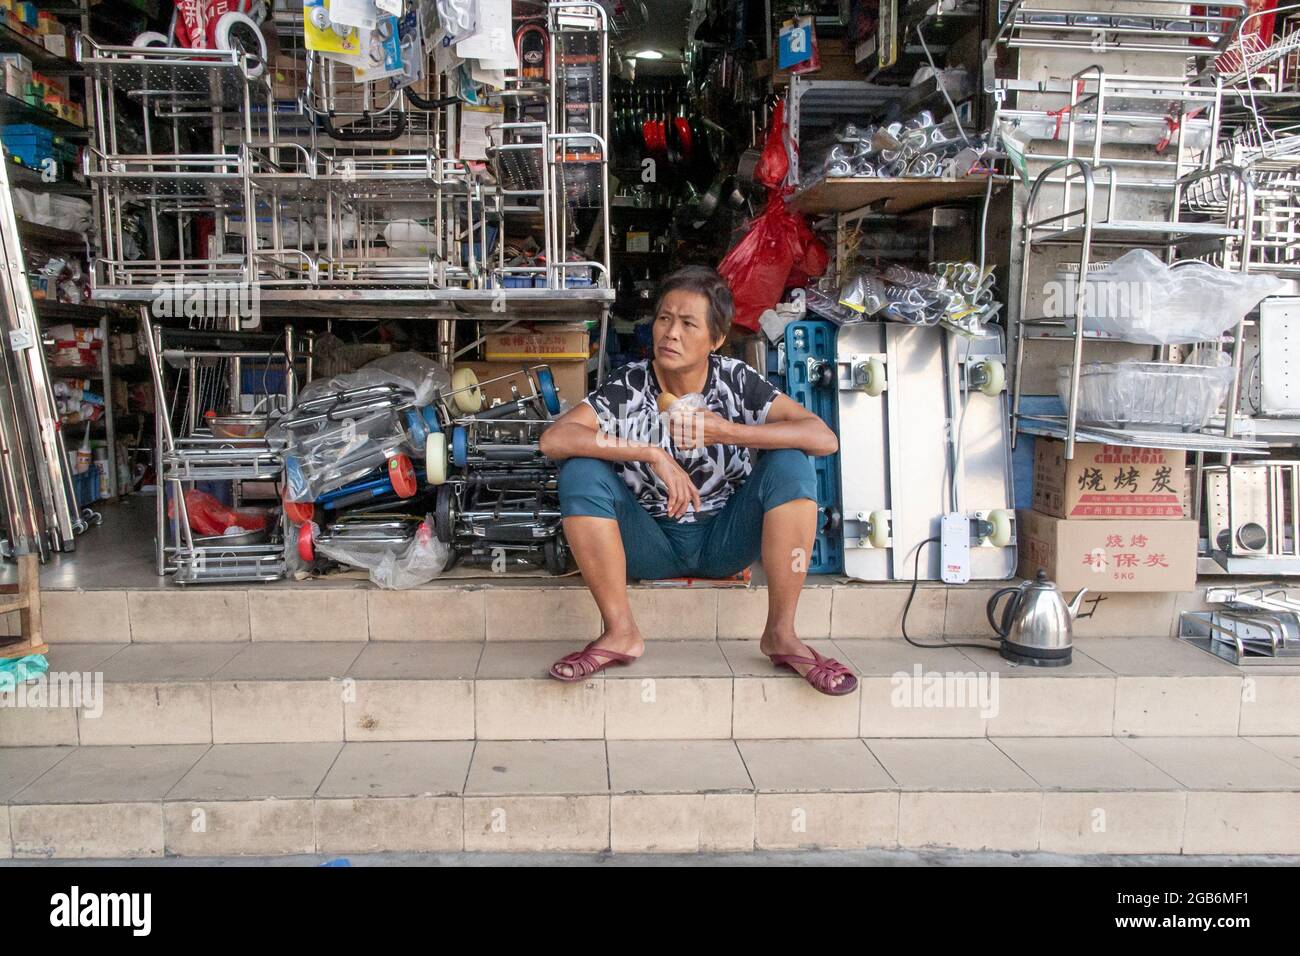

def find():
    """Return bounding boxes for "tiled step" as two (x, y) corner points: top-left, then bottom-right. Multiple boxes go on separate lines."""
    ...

(3, 737), (1299, 858)
(36, 580), (1201, 645)
(4, 636), (1295, 747)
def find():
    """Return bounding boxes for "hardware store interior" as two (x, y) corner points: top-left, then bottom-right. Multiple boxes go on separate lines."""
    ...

(6, 0), (1300, 662)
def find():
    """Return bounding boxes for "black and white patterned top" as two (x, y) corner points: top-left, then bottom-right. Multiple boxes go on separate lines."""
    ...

(582, 355), (779, 522)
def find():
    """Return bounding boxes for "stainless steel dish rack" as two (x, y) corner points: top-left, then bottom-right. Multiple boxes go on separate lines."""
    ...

(1006, 66), (1261, 459)
(76, 2), (612, 311)
(996, 0), (1247, 56)
(1181, 583), (1300, 663)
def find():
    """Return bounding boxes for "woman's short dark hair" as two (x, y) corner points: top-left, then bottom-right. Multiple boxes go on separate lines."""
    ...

(654, 266), (734, 342)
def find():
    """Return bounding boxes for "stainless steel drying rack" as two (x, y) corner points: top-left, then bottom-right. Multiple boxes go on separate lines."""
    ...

(1181, 582), (1300, 664)
(1008, 66), (1255, 461)
(996, 0), (1248, 56)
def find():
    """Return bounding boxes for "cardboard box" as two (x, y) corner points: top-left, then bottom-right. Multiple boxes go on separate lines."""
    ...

(41, 33), (67, 59)
(4, 60), (29, 99)
(458, 359), (589, 409)
(1032, 438), (1187, 519)
(770, 45), (862, 84)
(1016, 510), (1197, 592)
(484, 324), (590, 363)
(269, 54), (306, 102)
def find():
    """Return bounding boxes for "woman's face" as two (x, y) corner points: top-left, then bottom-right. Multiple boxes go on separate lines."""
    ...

(652, 289), (724, 373)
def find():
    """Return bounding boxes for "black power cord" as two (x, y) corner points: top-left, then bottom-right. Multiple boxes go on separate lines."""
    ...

(900, 536), (1004, 652)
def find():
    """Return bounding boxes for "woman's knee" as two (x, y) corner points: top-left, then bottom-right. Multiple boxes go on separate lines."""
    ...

(755, 449), (817, 503)
(557, 457), (623, 518)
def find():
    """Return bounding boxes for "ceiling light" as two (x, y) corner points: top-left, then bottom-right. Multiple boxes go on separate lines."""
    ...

(634, 49), (664, 60)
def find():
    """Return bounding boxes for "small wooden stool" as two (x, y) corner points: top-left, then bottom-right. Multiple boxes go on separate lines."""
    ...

(0, 554), (47, 659)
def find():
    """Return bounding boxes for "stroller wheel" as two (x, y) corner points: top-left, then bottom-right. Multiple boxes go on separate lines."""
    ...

(389, 453), (417, 498)
(284, 499), (315, 524)
(537, 367), (561, 415)
(425, 432), (448, 485)
(451, 427), (469, 468)
(297, 521), (318, 563)
(451, 367), (483, 413)
(543, 537), (567, 575)
(434, 484), (456, 543)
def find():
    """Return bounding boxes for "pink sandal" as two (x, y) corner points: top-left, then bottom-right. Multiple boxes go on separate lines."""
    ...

(549, 642), (637, 682)
(767, 647), (859, 697)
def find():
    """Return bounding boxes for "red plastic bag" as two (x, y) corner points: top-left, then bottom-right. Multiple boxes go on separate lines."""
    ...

(718, 191), (828, 333)
(169, 489), (268, 537)
(754, 100), (790, 190)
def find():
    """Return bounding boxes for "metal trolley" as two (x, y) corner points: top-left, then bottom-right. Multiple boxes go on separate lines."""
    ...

(140, 308), (309, 583)
(425, 364), (567, 572)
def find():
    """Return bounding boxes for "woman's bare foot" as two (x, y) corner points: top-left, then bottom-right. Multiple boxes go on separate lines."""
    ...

(550, 626), (645, 679)
(760, 628), (853, 692)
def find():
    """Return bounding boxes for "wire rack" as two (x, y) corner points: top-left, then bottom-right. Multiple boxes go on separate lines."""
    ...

(78, 2), (610, 301)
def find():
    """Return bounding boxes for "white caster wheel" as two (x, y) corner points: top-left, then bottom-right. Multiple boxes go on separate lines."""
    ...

(868, 509), (890, 549)
(976, 359), (1005, 397)
(426, 431), (448, 485)
(214, 12), (267, 78)
(451, 367), (483, 414)
(859, 357), (886, 397)
(132, 31), (169, 48)
(986, 509), (1013, 547)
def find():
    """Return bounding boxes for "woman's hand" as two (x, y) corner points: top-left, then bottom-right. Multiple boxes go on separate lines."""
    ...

(667, 406), (734, 450)
(648, 448), (702, 518)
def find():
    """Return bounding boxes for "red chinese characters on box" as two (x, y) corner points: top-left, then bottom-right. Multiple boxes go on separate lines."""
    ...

(1032, 439), (1187, 520)
(1017, 510), (1196, 593)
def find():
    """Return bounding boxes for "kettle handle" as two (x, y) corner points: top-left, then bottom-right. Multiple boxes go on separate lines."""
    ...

(986, 586), (1022, 638)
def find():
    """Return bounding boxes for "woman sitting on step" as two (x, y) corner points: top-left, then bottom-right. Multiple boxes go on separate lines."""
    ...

(539, 266), (857, 696)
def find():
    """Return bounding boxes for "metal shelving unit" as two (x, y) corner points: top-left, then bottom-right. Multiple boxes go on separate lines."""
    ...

(0, 0), (125, 518)
(1003, 67), (1265, 463)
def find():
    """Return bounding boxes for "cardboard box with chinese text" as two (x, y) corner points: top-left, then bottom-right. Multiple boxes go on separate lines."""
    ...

(1016, 510), (1197, 592)
(457, 359), (588, 410)
(1033, 438), (1186, 519)
(484, 324), (590, 363)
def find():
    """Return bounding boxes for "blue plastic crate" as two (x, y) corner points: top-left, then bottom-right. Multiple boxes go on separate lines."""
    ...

(71, 469), (100, 509)
(1, 124), (75, 169)
(781, 319), (843, 575)
(1012, 394), (1066, 510)
(241, 363), (287, 397)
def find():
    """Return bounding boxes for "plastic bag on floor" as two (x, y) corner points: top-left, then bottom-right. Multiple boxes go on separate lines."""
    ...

(1055, 249), (1287, 344)
(0, 654), (48, 693)
(314, 520), (450, 589)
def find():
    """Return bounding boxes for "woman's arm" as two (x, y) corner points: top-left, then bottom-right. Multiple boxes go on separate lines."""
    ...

(539, 402), (658, 463)
(682, 394), (839, 457)
(540, 403), (703, 517)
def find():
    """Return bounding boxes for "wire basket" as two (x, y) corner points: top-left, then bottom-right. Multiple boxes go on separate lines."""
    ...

(1059, 361), (1236, 431)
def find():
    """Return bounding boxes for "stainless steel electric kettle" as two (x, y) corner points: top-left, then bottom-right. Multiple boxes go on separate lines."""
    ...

(986, 570), (1092, 667)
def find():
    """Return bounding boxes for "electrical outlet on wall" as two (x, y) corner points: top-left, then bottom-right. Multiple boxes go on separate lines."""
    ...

(940, 512), (971, 585)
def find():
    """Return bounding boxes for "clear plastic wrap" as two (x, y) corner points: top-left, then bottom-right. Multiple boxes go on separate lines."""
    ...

(1054, 250), (1287, 344)
(314, 521), (450, 589)
(282, 352), (450, 412)
(269, 352), (451, 503)
(282, 410), (410, 503)
(1059, 359), (1236, 431)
